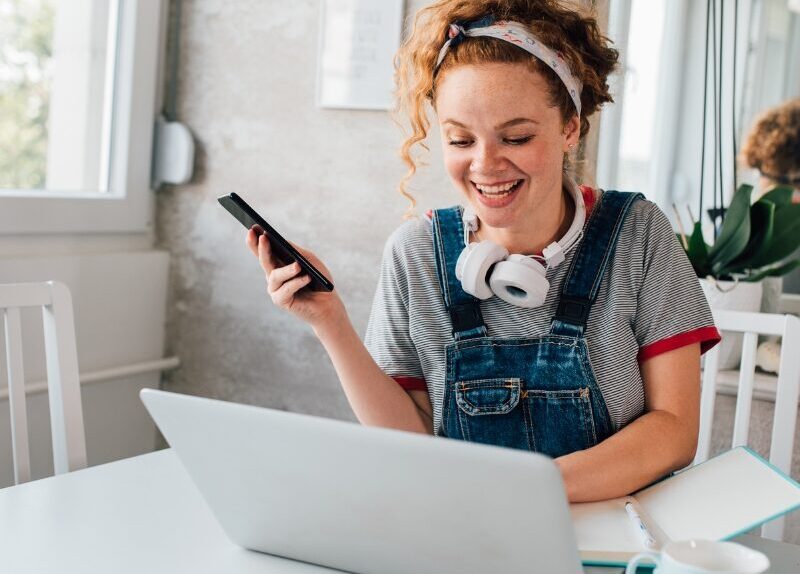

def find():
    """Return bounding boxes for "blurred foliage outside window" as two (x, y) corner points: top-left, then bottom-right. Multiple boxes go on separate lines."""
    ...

(0, 0), (54, 189)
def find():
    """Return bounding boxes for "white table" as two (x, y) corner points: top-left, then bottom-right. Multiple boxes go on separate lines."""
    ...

(1, 450), (798, 573)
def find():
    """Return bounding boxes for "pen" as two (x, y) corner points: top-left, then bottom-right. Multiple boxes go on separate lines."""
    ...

(625, 500), (658, 550)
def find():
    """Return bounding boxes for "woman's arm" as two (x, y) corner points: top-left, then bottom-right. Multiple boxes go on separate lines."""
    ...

(555, 343), (701, 502)
(248, 229), (432, 435)
(313, 316), (433, 434)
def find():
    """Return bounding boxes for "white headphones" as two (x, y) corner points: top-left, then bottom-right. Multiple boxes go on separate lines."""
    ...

(454, 184), (586, 308)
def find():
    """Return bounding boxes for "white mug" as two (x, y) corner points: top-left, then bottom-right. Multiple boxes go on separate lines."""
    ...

(624, 540), (770, 574)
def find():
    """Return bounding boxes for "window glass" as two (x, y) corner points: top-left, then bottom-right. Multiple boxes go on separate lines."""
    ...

(615, 0), (665, 195)
(0, 0), (117, 192)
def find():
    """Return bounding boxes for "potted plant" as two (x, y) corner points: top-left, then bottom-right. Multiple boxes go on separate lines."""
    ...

(677, 183), (800, 368)
(679, 184), (800, 287)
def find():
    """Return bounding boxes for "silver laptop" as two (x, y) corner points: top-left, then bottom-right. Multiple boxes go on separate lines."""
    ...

(140, 388), (583, 574)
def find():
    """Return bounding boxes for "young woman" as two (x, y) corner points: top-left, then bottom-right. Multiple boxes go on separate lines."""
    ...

(246, 0), (720, 503)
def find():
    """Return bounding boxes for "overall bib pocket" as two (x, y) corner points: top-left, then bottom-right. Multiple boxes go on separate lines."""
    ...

(446, 377), (531, 449)
(455, 378), (521, 415)
(522, 386), (596, 458)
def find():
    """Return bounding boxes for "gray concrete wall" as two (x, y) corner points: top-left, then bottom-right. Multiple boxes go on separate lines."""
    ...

(156, 0), (448, 418)
(156, 0), (799, 543)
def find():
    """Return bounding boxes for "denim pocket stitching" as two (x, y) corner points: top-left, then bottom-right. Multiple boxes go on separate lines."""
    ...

(586, 400), (597, 445)
(581, 387), (597, 445)
(521, 395), (537, 451)
(442, 351), (455, 437)
(441, 381), (452, 435)
(522, 388), (588, 398)
(575, 340), (611, 439)
(456, 378), (521, 416)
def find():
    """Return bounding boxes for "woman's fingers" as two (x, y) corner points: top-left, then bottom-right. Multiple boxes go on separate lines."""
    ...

(271, 273), (312, 307)
(246, 228), (259, 256)
(248, 231), (329, 313)
(286, 241), (333, 280)
(267, 261), (302, 294)
(257, 234), (278, 274)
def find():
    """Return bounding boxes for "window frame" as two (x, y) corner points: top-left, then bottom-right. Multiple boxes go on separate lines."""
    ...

(0, 0), (165, 235)
(598, 0), (799, 214)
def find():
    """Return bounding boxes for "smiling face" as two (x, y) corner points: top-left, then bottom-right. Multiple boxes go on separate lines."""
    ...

(435, 62), (579, 245)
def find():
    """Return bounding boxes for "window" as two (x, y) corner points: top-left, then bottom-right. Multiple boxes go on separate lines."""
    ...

(0, 0), (165, 234)
(596, 0), (675, 204)
(597, 0), (800, 217)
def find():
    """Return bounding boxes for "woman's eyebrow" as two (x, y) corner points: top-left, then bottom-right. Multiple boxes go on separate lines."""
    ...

(495, 118), (538, 129)
(442, 118), (539, 129)
(441, 119), (469, 128)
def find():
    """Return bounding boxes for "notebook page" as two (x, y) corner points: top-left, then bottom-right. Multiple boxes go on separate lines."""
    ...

(637, 448), (800, 541)
(570, 497), (643, 553)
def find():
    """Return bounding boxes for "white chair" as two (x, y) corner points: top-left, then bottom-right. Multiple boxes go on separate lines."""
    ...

(1, 281), (87, 484)
(696, 309), (800, 540)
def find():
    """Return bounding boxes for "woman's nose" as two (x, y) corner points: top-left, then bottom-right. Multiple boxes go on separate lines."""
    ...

(470, 142), (507, 174)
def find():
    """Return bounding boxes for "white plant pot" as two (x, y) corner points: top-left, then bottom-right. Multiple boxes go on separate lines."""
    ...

(699, 278), (763, 369)
(760, 276), (784, 314)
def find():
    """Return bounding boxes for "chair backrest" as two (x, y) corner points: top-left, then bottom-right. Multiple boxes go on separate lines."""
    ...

(696, 309), (800, 540)
(0, 281), (86, 484)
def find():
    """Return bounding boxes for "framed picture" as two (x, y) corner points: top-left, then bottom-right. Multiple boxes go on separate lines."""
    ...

(317, 0), (404, 110)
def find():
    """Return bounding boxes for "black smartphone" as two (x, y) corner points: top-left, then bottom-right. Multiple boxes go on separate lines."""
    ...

(218, 192), (334, 292)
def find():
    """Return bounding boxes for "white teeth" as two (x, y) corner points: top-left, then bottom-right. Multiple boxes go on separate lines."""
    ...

(475, 180), (520, 195)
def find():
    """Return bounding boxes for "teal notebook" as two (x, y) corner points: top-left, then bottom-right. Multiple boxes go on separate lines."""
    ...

(570, 447), (800, 567)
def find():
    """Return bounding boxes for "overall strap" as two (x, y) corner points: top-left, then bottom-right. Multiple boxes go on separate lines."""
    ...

(552, 190), (644, 336)
(432, 207), (488, 340)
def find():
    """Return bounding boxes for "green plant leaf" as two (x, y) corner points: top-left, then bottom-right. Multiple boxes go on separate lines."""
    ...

(759, 185), (795, 207)
(708, 184), (752, 271)
(684, 222), (710, 276)
(744, 259), (800, 282)
(722, 199), (775, 273)
(747, 203), (800, 268)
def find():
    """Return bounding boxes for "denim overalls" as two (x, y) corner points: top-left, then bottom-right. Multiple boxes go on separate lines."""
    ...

(431, 190), (643, 458)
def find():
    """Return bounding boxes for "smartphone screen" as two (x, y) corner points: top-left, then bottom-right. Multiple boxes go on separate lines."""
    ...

(217, 193), (334, 292)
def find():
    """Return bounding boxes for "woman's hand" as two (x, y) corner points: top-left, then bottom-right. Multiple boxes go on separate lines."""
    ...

(246, 227), (345, 331)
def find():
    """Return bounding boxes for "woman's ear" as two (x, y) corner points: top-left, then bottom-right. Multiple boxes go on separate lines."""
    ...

(563, 115), (580, 151)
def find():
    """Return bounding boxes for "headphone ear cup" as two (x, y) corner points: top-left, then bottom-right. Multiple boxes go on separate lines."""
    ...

(456, 241), (508, 300)
(489, 254), (550, 308)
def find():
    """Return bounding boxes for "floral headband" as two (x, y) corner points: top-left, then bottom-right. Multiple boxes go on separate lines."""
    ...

(434, 16), (583, 117)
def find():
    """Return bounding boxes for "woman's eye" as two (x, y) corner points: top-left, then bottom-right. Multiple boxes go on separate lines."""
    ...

(505, 136), (533, 145)
(448, 140), (472, 147)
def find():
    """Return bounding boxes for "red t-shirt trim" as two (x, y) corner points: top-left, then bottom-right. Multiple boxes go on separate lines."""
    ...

(392, 376), (428, 391)
(638, 326), (722, 362)
(579, 184), (597, 217)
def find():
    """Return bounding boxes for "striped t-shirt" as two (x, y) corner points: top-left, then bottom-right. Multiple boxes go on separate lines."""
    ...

(364, 187), (721, 435)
